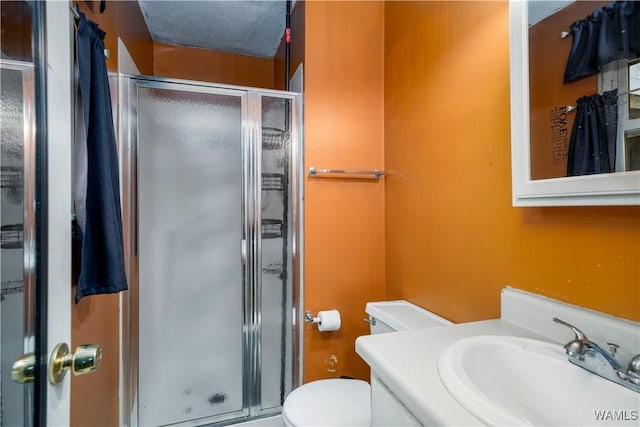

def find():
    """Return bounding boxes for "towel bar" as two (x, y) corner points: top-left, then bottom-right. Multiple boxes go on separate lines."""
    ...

(308, 167), (384, 180)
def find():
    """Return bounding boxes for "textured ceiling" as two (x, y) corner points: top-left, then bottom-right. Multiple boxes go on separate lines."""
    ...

(528, 0), (574, 26)
(138, 0), (286, 58)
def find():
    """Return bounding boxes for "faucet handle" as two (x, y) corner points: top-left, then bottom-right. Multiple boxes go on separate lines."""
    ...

(607, 342), (620, 359)
(553, 318), (588, 341)
(553, 318), (589, 357)
(628, 354), (640, 379)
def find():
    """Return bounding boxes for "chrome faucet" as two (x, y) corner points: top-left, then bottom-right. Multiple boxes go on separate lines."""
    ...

(553, 318), (640, 393)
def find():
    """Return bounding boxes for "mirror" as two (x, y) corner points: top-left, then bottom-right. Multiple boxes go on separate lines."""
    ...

(510, 0), (640, 206)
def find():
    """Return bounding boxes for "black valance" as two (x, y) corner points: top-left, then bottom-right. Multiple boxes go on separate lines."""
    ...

(564, 1), (640, 83)
(567, 89), (618, 176)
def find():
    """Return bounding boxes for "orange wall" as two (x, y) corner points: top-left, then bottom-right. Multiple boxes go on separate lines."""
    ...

(384, 1), (640, 323)
(70, 2), (153, 426)
(153, 43), (275, 88)
(303, 1), (386, 382)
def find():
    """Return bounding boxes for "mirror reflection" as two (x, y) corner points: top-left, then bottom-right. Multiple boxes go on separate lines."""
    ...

(629, 60), (640, 119)
(528, 0), (640, 180)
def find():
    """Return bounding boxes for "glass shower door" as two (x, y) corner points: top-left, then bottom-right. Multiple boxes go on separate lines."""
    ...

(123, 76), (302, 426)
(135, 84), (245, 426)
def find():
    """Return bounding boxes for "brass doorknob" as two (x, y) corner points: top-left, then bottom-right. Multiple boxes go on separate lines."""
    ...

(11, 343), (102, 385)
(49, 343), (102, 384)
(12, 353), (36, 383)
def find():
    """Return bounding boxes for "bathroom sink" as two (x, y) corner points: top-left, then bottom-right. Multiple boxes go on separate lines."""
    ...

(437, 335), (640, 426)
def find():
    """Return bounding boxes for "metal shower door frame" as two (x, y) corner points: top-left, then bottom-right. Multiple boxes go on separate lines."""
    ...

(118, 75), (303, 427)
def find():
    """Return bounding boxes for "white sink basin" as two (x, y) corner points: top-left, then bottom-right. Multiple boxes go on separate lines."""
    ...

(437, 335), (640, 426)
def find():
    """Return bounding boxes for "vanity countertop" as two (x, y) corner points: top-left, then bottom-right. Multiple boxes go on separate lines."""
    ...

(355, 319), (553, 426)
(356, 288), (640, 426)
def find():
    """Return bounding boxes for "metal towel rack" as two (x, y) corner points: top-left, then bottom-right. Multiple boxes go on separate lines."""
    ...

(308, 167), (384, 180)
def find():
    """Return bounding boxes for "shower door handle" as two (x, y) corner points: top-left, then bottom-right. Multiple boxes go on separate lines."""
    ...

(241, 238), (247, 265)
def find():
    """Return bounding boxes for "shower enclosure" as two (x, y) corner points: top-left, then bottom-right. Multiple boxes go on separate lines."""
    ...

(119, 76), (302, 426)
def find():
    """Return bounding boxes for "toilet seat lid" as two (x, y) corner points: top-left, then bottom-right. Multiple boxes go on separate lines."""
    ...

(283, 379), (370, 427)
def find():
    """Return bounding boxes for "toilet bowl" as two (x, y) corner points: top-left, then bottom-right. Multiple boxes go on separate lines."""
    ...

(282, 379), (370, 427)
(282, 300), (452, 426)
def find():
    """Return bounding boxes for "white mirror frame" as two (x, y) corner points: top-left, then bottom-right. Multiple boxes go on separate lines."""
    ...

(509, 0), (640, 206)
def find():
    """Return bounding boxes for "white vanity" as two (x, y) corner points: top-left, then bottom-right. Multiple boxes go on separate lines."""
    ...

(355, 288), (640, 426)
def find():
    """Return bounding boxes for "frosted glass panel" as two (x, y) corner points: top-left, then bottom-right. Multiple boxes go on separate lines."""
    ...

(137, 86), (243, 426)
(1, 67), (26, 427)
(260, 97), (293, 409)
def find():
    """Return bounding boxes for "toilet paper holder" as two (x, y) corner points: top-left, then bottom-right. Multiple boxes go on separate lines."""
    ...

(304, 311), (319, 323)
(304, 309), (342, 332)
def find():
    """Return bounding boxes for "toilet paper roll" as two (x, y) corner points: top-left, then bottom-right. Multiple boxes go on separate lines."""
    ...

(317, 310), (341, 332)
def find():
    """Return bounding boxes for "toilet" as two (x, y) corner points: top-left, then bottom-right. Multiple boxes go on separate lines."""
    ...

(282, 300), (452, 427)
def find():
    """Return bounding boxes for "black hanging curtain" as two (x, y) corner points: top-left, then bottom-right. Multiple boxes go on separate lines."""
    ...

(73, 11), (128, 302)
(567, 89), (618, 176)
(564, 1), (640, 83)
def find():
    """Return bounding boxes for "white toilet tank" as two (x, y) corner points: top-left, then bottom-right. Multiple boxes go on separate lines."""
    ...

(365, 300), (452, 334)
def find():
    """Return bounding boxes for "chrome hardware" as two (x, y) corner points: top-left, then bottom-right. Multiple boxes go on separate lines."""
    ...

(628, 355), (640, 380)
(308, 167), (384, 180)
(363, 317), (376, 326)
(304, 311), (316, 323)
(49, 343), (102, 384)
(607, 342), (620, 358)
(554, 318), (639, 393)
(241, 238), (247, 265)
(553, 317), (589, 357)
